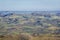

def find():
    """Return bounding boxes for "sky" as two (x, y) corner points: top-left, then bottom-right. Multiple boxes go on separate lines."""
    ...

(0, 0), (60, 11)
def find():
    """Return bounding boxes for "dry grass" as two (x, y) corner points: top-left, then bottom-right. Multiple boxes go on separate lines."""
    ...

(0, 33), (60, 40)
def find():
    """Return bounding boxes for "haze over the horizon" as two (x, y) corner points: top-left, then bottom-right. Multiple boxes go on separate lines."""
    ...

(0, 0), (60, 11)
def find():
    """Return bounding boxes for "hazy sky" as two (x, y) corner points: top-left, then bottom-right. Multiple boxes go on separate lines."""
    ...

(0, 0), (60, 11)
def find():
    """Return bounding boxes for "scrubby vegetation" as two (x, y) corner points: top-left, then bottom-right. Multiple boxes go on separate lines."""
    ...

(0, 11), (60, 40)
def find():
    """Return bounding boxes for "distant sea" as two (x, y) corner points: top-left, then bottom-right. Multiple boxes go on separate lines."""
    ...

(0, 11), (60, 14)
